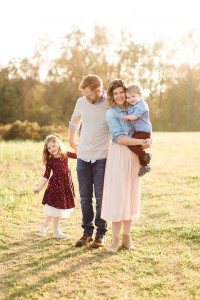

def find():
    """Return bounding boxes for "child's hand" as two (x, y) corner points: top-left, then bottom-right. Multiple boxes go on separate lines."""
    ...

(33, 187), (41, 194)
(122, 116), (129, 122)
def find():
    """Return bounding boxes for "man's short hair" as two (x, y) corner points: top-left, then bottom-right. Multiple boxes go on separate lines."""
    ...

(79, 74), (103, 91)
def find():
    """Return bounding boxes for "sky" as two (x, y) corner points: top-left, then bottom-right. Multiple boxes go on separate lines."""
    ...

(0, 0), (200, 66)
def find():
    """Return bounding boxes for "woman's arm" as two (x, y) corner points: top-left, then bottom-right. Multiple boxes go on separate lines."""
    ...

(117, 136), (146, 146)
(106, 108), (152, 148)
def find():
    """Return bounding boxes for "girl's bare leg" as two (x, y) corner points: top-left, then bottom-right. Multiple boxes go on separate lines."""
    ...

(53, 217), (60, 231)
(40, 216), (52, 236)
(53, 217), (67, 239)
(43, 216), (53, 228)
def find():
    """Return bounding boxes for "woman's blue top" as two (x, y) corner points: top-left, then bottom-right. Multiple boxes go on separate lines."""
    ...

(106, 104), (135, 143)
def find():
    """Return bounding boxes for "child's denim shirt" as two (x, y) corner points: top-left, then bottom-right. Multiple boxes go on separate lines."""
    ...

(128, 99), (152, 133)
(106, 105), (134, 143)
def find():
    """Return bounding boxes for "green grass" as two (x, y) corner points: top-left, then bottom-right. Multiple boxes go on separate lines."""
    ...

(0, 133), (200, 300)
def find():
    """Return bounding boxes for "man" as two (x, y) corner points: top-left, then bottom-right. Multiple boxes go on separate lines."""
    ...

(69, 74), (111, 248)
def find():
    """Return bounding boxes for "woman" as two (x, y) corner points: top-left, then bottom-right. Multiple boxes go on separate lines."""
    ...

(101, 79), (150, 253)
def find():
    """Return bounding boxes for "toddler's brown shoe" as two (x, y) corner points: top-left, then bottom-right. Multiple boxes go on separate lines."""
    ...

(138, 165), (151, 177)
(143, 153), (152, 164)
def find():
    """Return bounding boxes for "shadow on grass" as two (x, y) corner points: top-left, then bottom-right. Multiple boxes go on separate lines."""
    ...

(1, 224), (200, 299)
(1, 235), (65, 263)
(2, 236), (112, 300)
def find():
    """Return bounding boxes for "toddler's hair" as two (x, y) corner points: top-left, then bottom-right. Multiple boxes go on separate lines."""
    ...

(42, 135), (66, 165)
(126, 82), (143, 97)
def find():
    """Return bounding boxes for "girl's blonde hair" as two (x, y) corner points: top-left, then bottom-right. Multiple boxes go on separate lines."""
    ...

(107, 79), (127, 107)
(42, 135), (66, 165)
(126, 82), (143, 97)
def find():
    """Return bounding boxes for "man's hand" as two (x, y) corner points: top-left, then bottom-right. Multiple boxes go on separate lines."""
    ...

(69, 140), (78, 154)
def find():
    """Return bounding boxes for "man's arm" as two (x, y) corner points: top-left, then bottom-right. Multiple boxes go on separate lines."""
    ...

(68, 100), (81, 153)
(69, 127), (79, 153)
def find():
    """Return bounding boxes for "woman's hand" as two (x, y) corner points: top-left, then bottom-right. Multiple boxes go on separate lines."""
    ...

(142, 138), (152, 149)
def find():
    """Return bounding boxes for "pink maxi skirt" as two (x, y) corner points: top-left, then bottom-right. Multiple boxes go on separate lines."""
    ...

(101, 143), (141, 222)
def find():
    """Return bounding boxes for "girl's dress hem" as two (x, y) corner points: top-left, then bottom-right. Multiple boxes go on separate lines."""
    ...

(44, 204), (74, 218)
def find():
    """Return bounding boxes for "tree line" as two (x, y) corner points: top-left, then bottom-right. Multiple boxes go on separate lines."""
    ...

(0, 26), (200, 131)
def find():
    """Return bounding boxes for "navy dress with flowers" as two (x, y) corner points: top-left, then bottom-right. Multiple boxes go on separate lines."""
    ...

(42, 152), (77, 209)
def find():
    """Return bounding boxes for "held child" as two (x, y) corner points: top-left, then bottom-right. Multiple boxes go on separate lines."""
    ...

(33, 135), (77, 238)
(123, 83), (152, 177)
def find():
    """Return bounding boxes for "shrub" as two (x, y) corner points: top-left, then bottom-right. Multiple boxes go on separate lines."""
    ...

(0, 124), (11, 140)
(2, 121), (67, 141)
(2, 120), (41, 140)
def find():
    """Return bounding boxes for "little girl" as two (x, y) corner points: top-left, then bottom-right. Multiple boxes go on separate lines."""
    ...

(33, 135), (77, 239)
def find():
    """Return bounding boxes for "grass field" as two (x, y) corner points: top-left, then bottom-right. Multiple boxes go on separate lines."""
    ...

(0, 132), (200, 300)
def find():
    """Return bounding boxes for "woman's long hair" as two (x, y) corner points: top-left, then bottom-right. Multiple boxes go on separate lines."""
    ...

(107, 79), (127, 107)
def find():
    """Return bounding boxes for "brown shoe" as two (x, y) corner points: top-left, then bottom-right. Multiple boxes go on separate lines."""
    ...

(75, 234), (93, 247)
(89, 236), (106, 248)
(143, 153), (152, 164)
(138, 165), (151, 177)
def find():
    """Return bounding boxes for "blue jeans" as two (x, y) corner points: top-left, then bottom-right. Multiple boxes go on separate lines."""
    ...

(76, 158), (107, 237)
